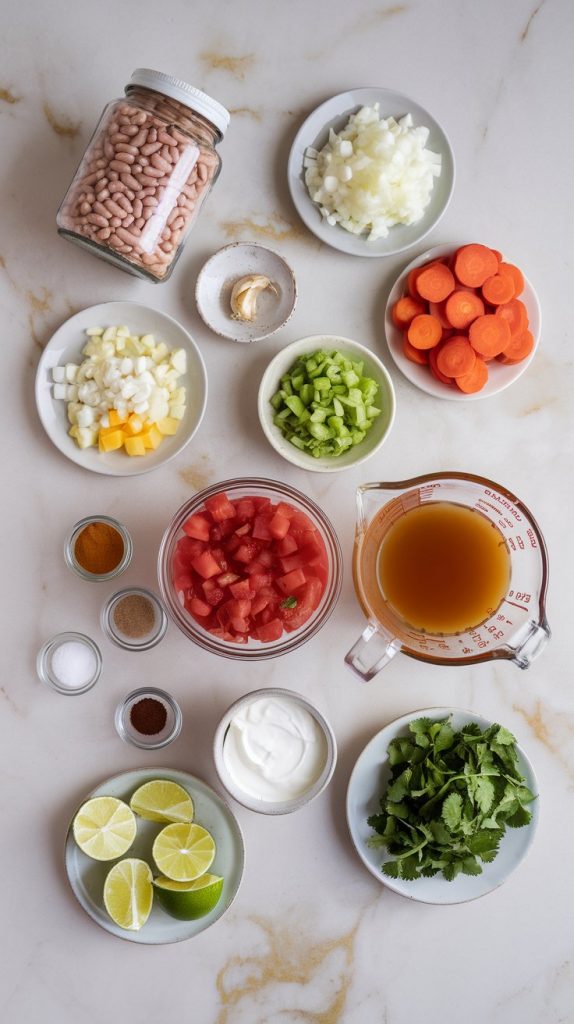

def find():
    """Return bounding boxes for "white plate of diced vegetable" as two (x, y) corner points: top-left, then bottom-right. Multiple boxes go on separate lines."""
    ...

(35, 301), (207, 476)
(258, 335), (396, 473)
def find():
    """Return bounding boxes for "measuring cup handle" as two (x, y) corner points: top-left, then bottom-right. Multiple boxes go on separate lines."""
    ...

(345, 622), (402, 681)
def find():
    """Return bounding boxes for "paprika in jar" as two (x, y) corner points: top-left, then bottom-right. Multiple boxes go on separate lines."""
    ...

(57, 69), (230, 282)
(65, 515), (133, 581)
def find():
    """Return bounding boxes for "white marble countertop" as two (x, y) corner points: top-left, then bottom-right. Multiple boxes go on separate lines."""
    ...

(2, 1), (573, 1021)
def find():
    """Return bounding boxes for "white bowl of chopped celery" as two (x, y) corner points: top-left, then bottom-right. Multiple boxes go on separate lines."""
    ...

(258, 336), (396, 472)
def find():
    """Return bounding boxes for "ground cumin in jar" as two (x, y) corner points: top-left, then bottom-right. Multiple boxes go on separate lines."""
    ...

(66, 515), (132, 581)
(57, 69), (230, 282)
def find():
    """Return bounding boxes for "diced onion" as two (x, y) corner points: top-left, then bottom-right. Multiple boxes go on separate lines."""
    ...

(304, 105), (442, 241)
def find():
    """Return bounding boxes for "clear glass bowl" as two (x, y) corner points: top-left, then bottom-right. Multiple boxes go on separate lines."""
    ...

(115, 687), (182, 749)
(157, 477), (343, 661)
(64, 515), (133, 582)
(37, 631), (102, 695)
(101, 587), (168, 651)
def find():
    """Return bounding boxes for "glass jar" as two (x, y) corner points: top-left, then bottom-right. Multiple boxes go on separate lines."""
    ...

(56, 69), (229, 283)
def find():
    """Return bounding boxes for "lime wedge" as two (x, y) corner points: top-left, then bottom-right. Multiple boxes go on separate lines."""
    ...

(72, 797), (136, 861)
(103, 858), (153, 931)
(152, 823), (216, 882)
(130, 780), (194, 824)
(154, 873), (224, 920)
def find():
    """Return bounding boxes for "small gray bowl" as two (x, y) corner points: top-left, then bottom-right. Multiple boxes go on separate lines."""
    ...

(195, 242), (297, 342)
(213, 687), (337, 815)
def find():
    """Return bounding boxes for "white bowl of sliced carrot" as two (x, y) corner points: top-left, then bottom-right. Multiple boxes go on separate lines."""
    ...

(385, 243), (541, 400)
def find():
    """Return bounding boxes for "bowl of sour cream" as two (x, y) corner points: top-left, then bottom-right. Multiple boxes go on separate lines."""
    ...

(213, 688), (337, 814)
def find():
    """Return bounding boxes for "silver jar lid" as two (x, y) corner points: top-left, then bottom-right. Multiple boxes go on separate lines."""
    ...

(127, 68), (230, 136)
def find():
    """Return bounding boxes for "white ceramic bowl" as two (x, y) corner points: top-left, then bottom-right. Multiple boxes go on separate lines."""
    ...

(385, 244), (541, 400)
(287, 87), (455, 257)
(35, 301), (207, 476)
(346, 707), (539, 905)
(213, 687), (337, 815)
(195, 242), (297, 342)
(258, 335), (396, 473)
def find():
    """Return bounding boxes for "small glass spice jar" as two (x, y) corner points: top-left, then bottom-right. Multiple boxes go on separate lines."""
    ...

(102, 587), (168, 651)
(37, 632), (102, 695)
(115, 687), (182, 749)
(57, 68), (230, 282)
(64, 515), (133, 582)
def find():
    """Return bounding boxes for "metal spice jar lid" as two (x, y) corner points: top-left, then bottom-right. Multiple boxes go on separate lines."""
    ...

(101, 587), (168, 651)
(115, 687), (182, 750)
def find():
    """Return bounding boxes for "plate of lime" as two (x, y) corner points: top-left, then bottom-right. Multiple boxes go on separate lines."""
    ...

(65, 767), (245, 943)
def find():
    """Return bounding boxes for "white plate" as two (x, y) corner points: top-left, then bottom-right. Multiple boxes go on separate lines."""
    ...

(65, 767), (245, 944)
(35, 301), (208, 475)
(195, 243), (297, 342)
(385, 245), (541, 400)
(346, 708), (539, 905)
(258, 335), (396, 473)
(287, 87), (455, 257)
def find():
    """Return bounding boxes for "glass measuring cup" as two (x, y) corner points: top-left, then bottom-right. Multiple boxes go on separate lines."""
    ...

(346, 472), (550, 680)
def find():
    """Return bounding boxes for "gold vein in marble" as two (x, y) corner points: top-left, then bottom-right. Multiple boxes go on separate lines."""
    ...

(221, 214), (304, 243)
(520, 0), (547, 43)
(0, 686), (24, 717)
(200, 52), (255, 79)
(513, 699), (574, 781)
(26, 287), (53, 349)
(216, 916), (357, 1024)
(0, 87), (20, 104)
(43, 103), (80, 138)
(229, 106), (262, 121)
(308, 4), (408, 57)
(179, 455), (213, 491)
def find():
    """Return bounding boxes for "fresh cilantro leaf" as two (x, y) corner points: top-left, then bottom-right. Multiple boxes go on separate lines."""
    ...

(506, 806), (533, 828)
(280, 596), (297, 609)
(473, 776), (495, 813)
(461, 857), (482, 876)
(382, 860), (401, 879)
(442, 792), (463, 831)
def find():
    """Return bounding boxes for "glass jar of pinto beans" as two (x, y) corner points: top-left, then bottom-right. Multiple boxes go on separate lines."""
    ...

(56, 69), (229, 282)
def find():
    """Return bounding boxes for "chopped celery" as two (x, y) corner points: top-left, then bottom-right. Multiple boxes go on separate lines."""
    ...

(284, 395), (305, 418)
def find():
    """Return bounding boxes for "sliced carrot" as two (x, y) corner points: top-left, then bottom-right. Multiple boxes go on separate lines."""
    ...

(468, 314), (511, 358)
(429, 344), (453, 385)
(495, 299), (528, 338)
(491, 248), (503, 263)
(498, 262), (524, 296)
(454, 244), (499, 287)
(407, 314), (442, 350)
(392, 295), (426, 328)
(455, 357), (489, 394)
(415, 262), (455, 303)
(408, 259), (445, 298)
(436, 336), (477, 378)
(498, 329), (534, 364)
(444, 288), (485, 330)
(403, 335), (429, 365)
(481, 273), (515, 305)
(428, 300), (451, 329)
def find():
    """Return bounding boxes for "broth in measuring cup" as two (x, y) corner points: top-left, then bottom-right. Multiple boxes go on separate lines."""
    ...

(377, 502), (510, 634)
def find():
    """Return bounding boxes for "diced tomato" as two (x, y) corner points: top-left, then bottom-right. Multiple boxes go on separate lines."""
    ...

(256, 618), (283, 642)
(252, 515), (272, 541)
(258, 607), (274, 626)
(230, 616), (250, 633)
(244, 561), (265, 575)
(204, 492), (236, 522)
(288, 509), (316, 532)
(228, 598), (252, 619)
(276, 502), (296, 520)
(269, 512), (290, 540)
(299, 530), (323, 559)
(229, 579), (255, 600)
(176, 536), (205, 559)
(212, 518), (236, 539)
(188, 596), (211, 618)
(217, 572), (240, 587)
(202, 579), (225, 606)
(174, 570), (193, 592)
(191, 551), (221, 579)
(249, 572), (272, 591)
(279, 553), (305, 573)
(235, 498), (255, 521)
(278, 568), (306, 593)
(210, 548), (228, 571)
(308, 556), (328, 588)
(277, 534), (298, 556)
(183, 514), (211, 541)
(280, 577), (322, 631)
(225, 534), (242, 554)
(235, 541), (260, 564)
(252, 496), (272, 512)
(251, 594), (269, 616)
(257, 549), (274, 568)
(235, 523), (251, 537)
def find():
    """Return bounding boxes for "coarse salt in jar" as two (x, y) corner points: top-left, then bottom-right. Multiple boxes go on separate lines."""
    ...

(56, 69), (230, 282)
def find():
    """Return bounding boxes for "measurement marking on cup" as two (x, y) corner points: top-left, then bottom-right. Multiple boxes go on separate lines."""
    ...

(505, 599), (529, 613)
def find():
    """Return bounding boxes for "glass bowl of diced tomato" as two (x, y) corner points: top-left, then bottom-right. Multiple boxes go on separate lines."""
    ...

(158, 478), (343, 659)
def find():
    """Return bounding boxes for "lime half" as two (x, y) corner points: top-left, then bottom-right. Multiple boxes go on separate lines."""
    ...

(72, 797), (137, 861)
(154, 873), (224, 920)
(104, 858), (153, 931)
(130, 780), (194, 824)
(152, 823), (216, 881)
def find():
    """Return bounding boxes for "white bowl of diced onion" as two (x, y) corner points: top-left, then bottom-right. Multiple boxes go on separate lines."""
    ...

(35, 301), (207, 476)
(287, 87), (455, 257)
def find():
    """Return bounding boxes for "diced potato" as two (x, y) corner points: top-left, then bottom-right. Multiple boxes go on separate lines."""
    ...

(109, 409), (127, 427)
(157, 417), (180, 436)
(99, 428), (124, 452)
(169, 404), (186, 421)
(141, 424), (163, 450)
(124, 435), (146, 456)
(76, 426), (99, 449)
(152, 342), (168, 363)
(170, 348), (187, 374)
(124, 413), (144, 436)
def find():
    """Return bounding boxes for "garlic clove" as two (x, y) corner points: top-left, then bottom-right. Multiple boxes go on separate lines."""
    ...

(230, 274), (277, 322)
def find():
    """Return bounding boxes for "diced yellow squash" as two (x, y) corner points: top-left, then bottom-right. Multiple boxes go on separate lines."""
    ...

(157, 417), (180, 436)
(141, 424), (163, 450)
(124, 413), (144, 436)
(124, 435), (146, 456)
(99, 428), (124, 452)
(109, 409), (127, 427)
(69, 425), (79, 439)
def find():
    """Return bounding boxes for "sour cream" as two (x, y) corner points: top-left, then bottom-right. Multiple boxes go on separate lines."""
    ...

(222, 694), (328, 803)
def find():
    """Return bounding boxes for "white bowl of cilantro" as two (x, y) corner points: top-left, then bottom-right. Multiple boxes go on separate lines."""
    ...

(258, 335), (396, 472)
(346, 708), (539, 905)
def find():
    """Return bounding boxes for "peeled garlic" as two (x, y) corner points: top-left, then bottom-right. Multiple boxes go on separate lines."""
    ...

(230, 274), (277, 322)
